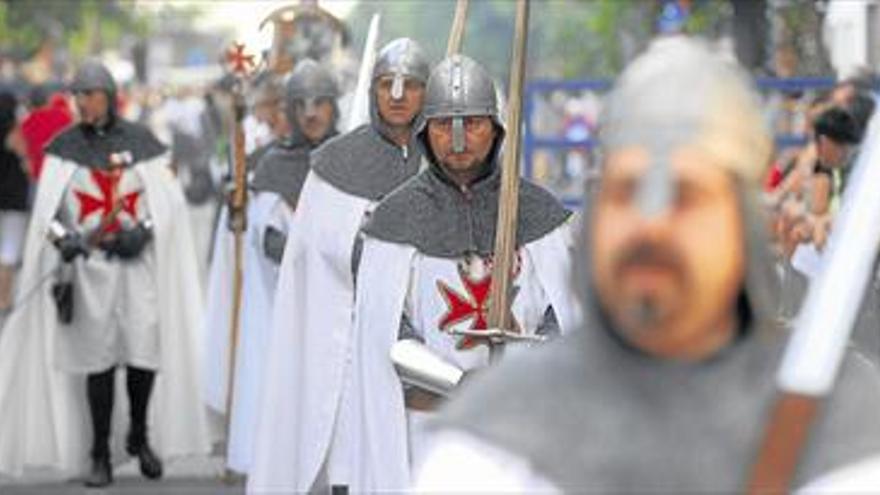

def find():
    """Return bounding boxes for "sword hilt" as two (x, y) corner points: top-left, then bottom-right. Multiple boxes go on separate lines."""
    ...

(450, 328), (547, 344)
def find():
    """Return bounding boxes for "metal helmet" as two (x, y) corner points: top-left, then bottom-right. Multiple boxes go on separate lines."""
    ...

(371, 38), (430, 100)
(284, 58), (339, 123)
(585, 37), (777, 326)
(599, 37), (771, 218)
(416, 54), (502, 154)
(249, 71), (284, 108)
(70, 60), (117, 96)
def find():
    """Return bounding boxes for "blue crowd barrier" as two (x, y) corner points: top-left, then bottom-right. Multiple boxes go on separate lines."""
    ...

(524, 77), (843, 207)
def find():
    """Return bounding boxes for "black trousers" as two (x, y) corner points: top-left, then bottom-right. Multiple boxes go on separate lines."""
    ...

(86, 365), (156, 459)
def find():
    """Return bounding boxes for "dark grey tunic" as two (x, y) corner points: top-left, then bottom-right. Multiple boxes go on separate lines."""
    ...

(250, 132), (335, 209)
(362, 163), (571, 259)
(45, 118), (165, 168)
(310, 123), (422, 202)
(435, 320), (880, 492)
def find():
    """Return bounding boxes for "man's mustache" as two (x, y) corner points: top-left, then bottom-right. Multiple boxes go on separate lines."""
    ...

(612, 241), (687, 284)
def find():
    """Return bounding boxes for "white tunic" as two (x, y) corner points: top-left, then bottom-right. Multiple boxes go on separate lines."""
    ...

(405, 251), (554, 370)
(402, 250), (556, 468)
(55, 166), (158, 372)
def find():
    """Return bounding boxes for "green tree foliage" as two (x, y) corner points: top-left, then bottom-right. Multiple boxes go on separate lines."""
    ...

(345, 0), (731, 82)
(0, 0), (150, 60)
(771, 0), (832, 76)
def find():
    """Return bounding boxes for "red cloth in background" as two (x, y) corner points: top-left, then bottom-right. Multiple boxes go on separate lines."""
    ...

(20, 93), (73, 179)
(764, 162), (783, 191)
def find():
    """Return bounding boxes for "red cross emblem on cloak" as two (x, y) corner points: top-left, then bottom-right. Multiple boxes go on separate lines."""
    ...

(437, 257), (521, 350)
(74, 169), (140, 234)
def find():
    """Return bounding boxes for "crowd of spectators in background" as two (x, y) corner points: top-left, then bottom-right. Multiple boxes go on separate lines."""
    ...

(0, 84), (72, 314)
(767, 74), (877, 261)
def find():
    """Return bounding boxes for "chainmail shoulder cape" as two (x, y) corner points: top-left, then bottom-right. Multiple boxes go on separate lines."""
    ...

(310, 123), (422, 201)
(45, 119), (166, 168)
(250, 142), (312, 208)
(247, 141), (276, 172)
(361, 164), (571, 258)
(433, 314), (880, 491)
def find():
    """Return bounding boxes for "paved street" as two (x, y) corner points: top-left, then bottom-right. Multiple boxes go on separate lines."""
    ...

(1, 455), (244, 494)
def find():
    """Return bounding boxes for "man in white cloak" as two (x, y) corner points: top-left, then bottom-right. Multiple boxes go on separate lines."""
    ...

(346, 54), (577, 491)
(247, 38), (431, 493)
(0, 60), (210, 487)
(203, 60), (341, 474)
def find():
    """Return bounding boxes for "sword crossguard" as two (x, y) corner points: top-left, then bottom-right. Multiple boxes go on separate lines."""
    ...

(450, 328), (547, 344)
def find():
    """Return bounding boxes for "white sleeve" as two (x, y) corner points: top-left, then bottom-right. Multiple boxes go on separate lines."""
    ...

(414, 430), (560, 493)
(796, 455), (880, 493)
(402, 257), (421, 340)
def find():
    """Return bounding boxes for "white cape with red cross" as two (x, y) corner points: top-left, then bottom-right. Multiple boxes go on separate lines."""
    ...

(0, 153), (211, 479)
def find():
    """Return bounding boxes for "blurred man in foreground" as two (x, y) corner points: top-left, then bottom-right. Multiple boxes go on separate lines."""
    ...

(416, 37), (880, 493)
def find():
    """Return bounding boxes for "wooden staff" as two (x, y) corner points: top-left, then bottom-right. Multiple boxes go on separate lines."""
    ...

(223, 86), (247, 480)
(746, 111), (880, 493)
(222, 42), (253, 480)
(486, 0), (529, 363)
(446, 0), (469, 56)
(747, 394), (818, 493)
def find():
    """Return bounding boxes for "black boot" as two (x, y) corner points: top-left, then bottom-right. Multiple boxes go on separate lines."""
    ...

(126, 434), (163, 480)
(84, 454), (113, 488)
(85, 367), (115, 487)
(126, 366), (163, 480)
